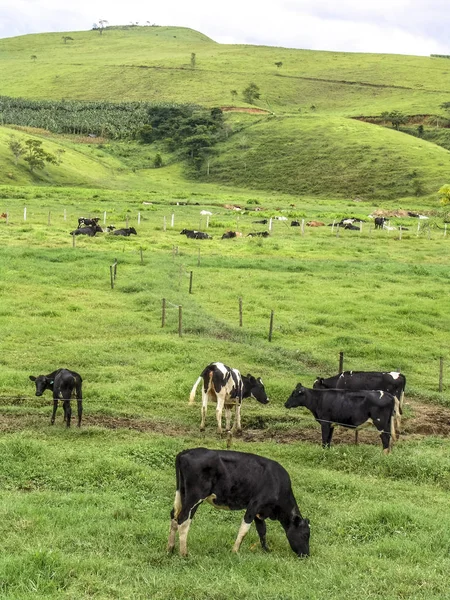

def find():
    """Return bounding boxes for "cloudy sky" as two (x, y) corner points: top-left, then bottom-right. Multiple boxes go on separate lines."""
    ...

(0, 0), (448, 56)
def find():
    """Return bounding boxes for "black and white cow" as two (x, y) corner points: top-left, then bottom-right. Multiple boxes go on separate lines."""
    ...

(111, 227), (137, 236)
(313, 371), (406, 413)
(285, 384), (397, 452)
(167, 448), (310, 557)
(252, 219), (268, 224)
(247, 231), (270, 238)
(29, 368), (83, 427)
(374, 217), (386, 229)
(78, 217), (100, 228)
(221, 231), (243, 239)
(70, 225), (102, 236)
(189, 362), (268, 433)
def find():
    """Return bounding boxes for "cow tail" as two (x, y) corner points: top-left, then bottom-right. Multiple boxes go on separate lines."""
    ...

(188, 376), (202, 405)
(390, 401), (397, 443)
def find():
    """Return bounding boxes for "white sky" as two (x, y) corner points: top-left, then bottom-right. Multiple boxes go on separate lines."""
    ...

(0, 0), (448, 56)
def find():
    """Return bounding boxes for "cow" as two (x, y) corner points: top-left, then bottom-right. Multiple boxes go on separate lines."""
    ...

(188, 362), (268, 434)
(343, 223), (360, 230)
(313, 371), (406, 413)
(29, 368), (83, 427)
(291, 220), (300, 226)
(374, 217), (386, 229)
(285, 384), (397, 453)
(186, 231), (211, 239)
(111, 227), (137, 236)
(0, 212), (7, 219)
(78, 217), (100, 228)
(252, 219), (268, 224)
(180, 229), (196, 236)
(104, 225), (115, 232)
(70, 225), (102, 236)
(247, 231), (270, 237)
(221, 231), (243, 239)
(167, 448), (310, 557)
(306, 221), (325, 227)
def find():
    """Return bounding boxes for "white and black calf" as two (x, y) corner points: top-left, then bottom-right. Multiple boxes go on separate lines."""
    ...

(167, 448), (310, 557)
(78, 217), (100, 228)
(111, 227), (137, 236)
(374, 217), (386, 229)
(189, 362), (268, 433)
(285, 384), (397, 453)
(29, 368), (83, 427)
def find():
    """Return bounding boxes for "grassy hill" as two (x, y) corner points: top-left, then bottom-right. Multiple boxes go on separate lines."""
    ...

(1, 26), (450, 200)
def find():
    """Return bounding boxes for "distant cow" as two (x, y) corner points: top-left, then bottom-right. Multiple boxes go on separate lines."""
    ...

(111, 227), (137, 236)
(306, 221), (325, 227)
(285, 384), (397, 453)
(221, 231), (243, 239)
(78, 217), (100, 228)
(374, 217), (386, 229)
(70, 225), (102, 236)
(188, 231), (211, 239)
(247, 231), (270, 238)
(29, 368), (83, 427)
(0, 212), (7, 219)
(252, 219), (268, 224)
(291, 220), (300, 226)
(189, 362), (268, 433)
(344, 223), (360, 230)
(313, 370), (406, 413)
(167, 448), (310, 557)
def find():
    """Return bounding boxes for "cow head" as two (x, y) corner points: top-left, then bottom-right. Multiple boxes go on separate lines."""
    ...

(284, 383), (306, 408)
(244, 375), (269, 404)
(129, 227), (137, 235)
(29, 375), (54, 396)
(286, 515), (310, 557)
(313, 377), (327, 389)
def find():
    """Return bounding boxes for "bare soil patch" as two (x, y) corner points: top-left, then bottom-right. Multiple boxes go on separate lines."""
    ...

(220, 106), (270, 114)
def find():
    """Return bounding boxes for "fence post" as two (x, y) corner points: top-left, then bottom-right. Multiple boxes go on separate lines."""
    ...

(301, 219), (305, 236)
(268, 310), (274, 342)
(110, 265), (114, 289)
(138, 212), (141, 225)
(103, 211), (107, 225)
(178, 305), (183, 337)
(359, 222), (363, 234)
(339, 351), (344, 373)
(331, 219), (336, 233)
(171, 213), (175, 228)
(239, 297), (243, 327)
(113, 259), (117, 280)
(269, 218), (273, 232)
(189, 271), (193, 294)
(24, 207), (27, 221)
(63, 209), (67, 221)
(197, 248), (201, 267)
(163, 216), (167, 231)
(206, 215), (210, 229)
(399, 227), (402, 241)
(48, 211), (51, 226)
(439, 356), (444, 392)
(161, 298), (166, 328)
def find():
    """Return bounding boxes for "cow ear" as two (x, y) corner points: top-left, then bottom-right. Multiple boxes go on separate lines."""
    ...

(29, 375), (36, 381)
(293, 515), (301, 527)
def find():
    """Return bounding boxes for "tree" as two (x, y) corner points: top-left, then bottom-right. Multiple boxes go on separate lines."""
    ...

(8, 136), (24, 166)
(153, 153), (163, 168)
(438, 184), (450, 205)
(381, 110), (407, 130)
(23, 139), (57, 173)
(275, 61), (283, 68)
(417, 124), (424, 137)
(62, 36), (74, 44)
(98, 19), (108, 35)
(190, 52), (196, 69)
(242, 82), (260, 105)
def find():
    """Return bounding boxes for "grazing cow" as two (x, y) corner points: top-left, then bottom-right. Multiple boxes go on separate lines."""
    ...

(247, 231), (270, 238)
(252, 219), (268, 224)
(374, 217), (386, 229)
(285, 384), (397, 452)
(313, 370), (406, 413)
(29, 368), (83, 427)
(189, 362), (268, 433)
(291, 220), (300, 226)
(70, 225), (102, 236)
(78, 217), (100, 228)
(111, 227), (137, 236)
(221, 231), (243, 239)
(306, 221), (325, 227)
(167, 448), (310, 557)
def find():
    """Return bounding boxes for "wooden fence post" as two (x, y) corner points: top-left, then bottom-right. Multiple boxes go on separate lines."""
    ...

(189, 271), (193, 294)
(239, 297), (243, 327)
(113, 259), (117, 280)
(301, 219), (305, 236)
(444, 224), (447, 237)
(269, 218), (273, 232)
(268, 310), (274, 342)
(103, 211), (107, 225)
(110, 265), (114, 289)
(138, 212), (141, 225)
(23, 207), (27, 221)
(439, 356), (444, 392)
(171, 213), (175, 228)
(48, 211), (51, 226)
(206, 215), (210, 228)
(161, 298), (166, 328)
(63, 209), (67, 221)
(331, 219), (336, 233)
(178, 305), (183, 337)
(163, 216), (167, 231)
(339, 351), (344, 373)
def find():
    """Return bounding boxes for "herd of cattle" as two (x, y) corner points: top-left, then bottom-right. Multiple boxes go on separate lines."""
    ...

(70, 216), (138, 237)
(28, 362), (406, 557)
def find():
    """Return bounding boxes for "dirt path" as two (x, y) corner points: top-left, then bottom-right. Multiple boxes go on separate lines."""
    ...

(0, 399), (448, 446)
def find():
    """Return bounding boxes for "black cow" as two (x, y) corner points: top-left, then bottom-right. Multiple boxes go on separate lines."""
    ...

(285, 384), (397, 453)
(167, 448), (310, 557)
(189, 362), (268, 433)
(180, 229), (196, 235)
(313, 370), (406, 413)
(70, 225), (102, 236)
(374, 217), (386, 229)
(78, 217), (100, 228)
(291, 220), (300, 226)
(252, 219), (268, 224)
(111, 227), (137, 236)
(247, 231), (270, 237)
(189, 231), (211, 239)
(343, 223), (360, 230)
(29, 368), (83, 427)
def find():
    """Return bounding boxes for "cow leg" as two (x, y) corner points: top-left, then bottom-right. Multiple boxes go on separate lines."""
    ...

(177, 500), (203, 557)
(232, 519), (252, 553)
(225, 406), (232, 431)
(51, 399), (58, 425)
(321, 423), (334, 448)
(354, 429), (359, 445)
(63, 400), (72, 427)
(77, 400), (83, 427)
(254, 516), (269, 552)
(234, 401), (242, 433)
(200, 390), (208, 431)
(216, 397), (225, 434)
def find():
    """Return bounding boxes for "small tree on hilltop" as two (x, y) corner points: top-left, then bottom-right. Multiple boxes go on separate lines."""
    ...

(190, 52), (196, 69)
(275, 61), (283, 68)
(381, 110), (407, 130)
(62, 36), (74, 44)
(153, 153), (163, 168)
(242, 82), (260, 105)
(23, 139), (57, 173)
(8, 136), (25, 166)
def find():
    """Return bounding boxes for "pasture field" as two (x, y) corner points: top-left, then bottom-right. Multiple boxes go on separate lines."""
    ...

(0, 187), (449, 598)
